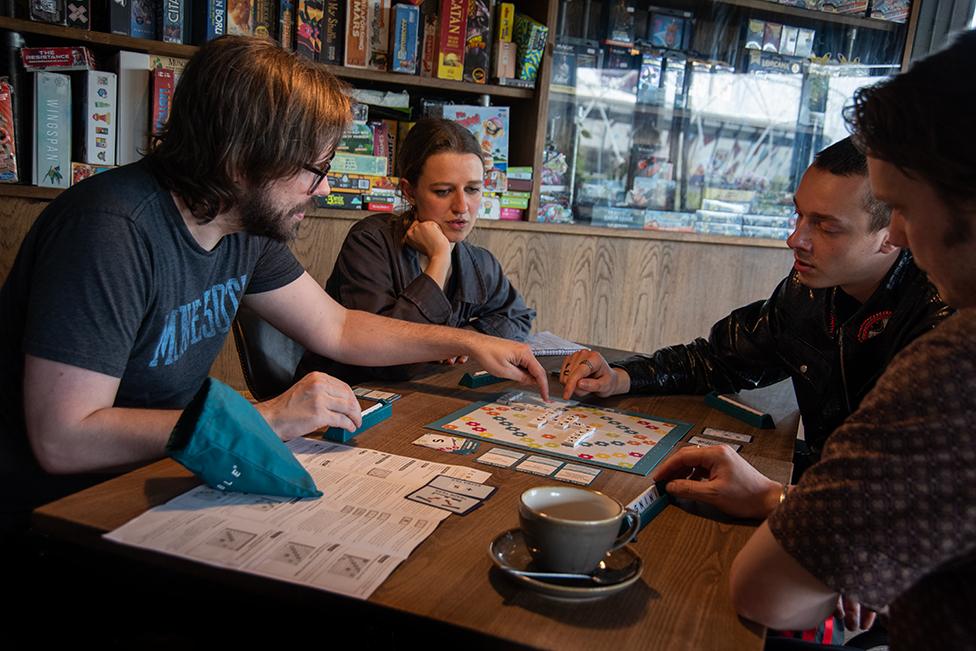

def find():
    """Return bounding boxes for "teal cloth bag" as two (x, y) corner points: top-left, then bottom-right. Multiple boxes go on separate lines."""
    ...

(166, 378), (322, 498)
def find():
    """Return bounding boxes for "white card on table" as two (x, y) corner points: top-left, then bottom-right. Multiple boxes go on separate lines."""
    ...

(687, 435), (741, 452)
(701, 427), (753, 443)
(427, 475), (496, 500)
(405, 486), (482, 515)
(476, 447), (525, 468)
(413, 433), (465, 452)
(554, 463), (601, 486)
(514, 455), (564, 477)
(353, 387), (401, 403)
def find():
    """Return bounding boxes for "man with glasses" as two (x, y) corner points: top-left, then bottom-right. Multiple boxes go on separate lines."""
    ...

(0, 36), (547, 538)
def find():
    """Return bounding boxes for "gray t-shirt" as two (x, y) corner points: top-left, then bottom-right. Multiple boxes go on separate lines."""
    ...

(0, 162), (303, 527)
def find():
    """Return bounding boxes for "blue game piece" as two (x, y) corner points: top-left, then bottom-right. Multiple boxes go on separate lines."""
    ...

(324, 400), (392, 443)
(459, 370), (508, 388)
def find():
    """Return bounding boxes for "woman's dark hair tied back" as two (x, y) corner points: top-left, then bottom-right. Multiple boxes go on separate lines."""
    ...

(397, 118), (484, 187)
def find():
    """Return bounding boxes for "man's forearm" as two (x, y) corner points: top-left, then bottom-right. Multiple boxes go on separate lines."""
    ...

(29, 407), (181, 475)
(328, 309), (481, 366)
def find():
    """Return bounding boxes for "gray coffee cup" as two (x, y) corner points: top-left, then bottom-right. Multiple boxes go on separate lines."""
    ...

(519, 486), (640, 574)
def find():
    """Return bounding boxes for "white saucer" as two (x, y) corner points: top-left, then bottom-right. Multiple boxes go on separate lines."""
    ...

(488, 528), (643, 601)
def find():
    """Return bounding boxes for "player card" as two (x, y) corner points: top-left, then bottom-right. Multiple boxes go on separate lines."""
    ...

(413, 433), (463, 452)
(701, 427), (753, 443)
(553, 463), (601, 486)
(427, 475), (496, 500)
(406, 486), (483, 514)
(476, 447), (525, 468)
(514, 455), (564, 477)
(412, 434), (480, 455)
(361, 401), (384, 418)
(687, 435), (741, 452)
(353, 387), (401, 403)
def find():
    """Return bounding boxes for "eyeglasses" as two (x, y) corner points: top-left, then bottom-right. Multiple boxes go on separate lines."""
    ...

(302, 156), (334, 195)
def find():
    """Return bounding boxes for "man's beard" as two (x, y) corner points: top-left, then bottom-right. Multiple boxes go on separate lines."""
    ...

(237, 190), (311, 243)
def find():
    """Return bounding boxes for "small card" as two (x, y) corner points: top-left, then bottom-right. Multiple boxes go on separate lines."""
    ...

(514, 455), (564, 477)
(427, 474), (496, 500)
(476, 447), (525, 468)
(626, 481), (669, 535)
(701, 427), (753, 443)
(353, 387), (401, 403)
(553, 463), (601, 486)
(406, 486), (482, 515)
(688, 435), (741, 452)
(413, 434), (480, 454)
(361, 402), (384, 417)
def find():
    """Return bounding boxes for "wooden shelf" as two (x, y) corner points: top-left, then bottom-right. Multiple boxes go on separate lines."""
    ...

(0, 184), (61, 200)
(0, 16), (535, 99)
(0, 188), (789, 249)
(715, 0), (903, 32)
(0, 16), (197, 58)
(306, 206), (789, 249)
(318, 64), (535, 99)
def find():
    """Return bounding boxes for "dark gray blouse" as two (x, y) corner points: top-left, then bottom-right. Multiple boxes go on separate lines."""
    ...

(298, 212), (535, 382)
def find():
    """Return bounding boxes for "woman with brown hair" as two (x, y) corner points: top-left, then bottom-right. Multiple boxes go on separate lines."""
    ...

(299, 118), (535, 382)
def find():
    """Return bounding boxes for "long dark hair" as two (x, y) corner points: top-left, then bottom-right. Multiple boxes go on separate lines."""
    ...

(146, 36), (351, 223)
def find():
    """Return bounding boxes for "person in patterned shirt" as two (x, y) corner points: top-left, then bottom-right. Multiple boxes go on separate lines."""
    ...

(651, 30), (976, 650)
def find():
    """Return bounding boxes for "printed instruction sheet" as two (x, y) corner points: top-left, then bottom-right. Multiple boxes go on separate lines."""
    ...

(105, 438), (490, 599)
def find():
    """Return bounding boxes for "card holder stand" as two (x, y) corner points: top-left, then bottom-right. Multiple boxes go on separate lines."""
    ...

(459, 371), (507, 388)
(626, 482), (670, 536)
(323, 399), (392, 443)
(705, 391), (775, 429)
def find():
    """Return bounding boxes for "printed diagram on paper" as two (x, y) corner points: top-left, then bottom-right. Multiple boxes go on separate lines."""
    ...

(105, 438), (490, 599)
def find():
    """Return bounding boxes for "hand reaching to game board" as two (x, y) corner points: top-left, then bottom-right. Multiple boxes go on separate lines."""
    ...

(652, 444), (784, 520)
(560, 350), (632, 400)
(469, 337), (550, 401)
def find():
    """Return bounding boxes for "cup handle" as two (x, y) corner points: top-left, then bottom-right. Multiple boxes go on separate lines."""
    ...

(610, 508), (641, 550)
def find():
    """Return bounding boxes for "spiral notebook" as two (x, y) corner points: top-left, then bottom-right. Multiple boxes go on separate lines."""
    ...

(526, 331), (589, 357)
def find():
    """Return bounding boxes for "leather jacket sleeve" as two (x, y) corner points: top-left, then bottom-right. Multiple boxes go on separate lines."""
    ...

(613, 279), (793, 395)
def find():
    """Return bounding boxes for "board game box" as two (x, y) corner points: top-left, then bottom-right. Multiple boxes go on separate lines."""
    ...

(427, 391), (691, 476)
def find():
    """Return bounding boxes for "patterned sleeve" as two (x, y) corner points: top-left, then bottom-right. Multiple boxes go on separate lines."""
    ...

(767, 311), (976, 609)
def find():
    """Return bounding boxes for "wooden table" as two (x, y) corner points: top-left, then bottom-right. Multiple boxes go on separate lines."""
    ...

(33, 353), (798, 650)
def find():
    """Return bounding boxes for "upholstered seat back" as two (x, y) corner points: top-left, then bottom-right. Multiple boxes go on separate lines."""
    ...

(231, 304), (305, 401)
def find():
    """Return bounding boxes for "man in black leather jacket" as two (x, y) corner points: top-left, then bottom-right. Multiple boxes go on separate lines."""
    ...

(560, 138), (951, 476)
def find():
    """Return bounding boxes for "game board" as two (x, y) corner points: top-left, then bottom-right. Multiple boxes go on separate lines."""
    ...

(426, 392), (692, 476)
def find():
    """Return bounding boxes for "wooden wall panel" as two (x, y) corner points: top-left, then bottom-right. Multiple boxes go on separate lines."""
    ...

(1, 200), (792, 393)
(467, 226), (792, 354)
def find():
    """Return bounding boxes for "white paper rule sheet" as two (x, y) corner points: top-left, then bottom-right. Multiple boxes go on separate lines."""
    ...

(105, 438), (491, 599)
